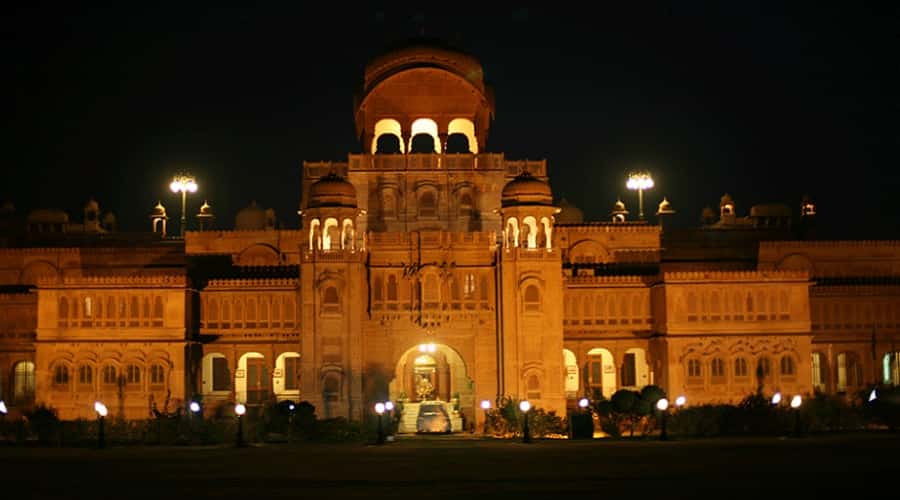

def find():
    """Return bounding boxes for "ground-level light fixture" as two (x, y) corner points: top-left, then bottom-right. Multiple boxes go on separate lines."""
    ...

(578, 398), (590, 409)
(771, 392), (782, 405)
(675, 396), (686, 407)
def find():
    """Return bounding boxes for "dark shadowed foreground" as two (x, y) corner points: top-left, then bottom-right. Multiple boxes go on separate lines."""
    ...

(1, 433), (896, 499)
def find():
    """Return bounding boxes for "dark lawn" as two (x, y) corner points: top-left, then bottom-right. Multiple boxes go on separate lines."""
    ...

(1, 433), (896, 499)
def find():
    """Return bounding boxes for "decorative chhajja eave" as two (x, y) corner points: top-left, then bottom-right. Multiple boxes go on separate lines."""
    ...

(205, 277), (298, 290)
(662, 270), (810, 283)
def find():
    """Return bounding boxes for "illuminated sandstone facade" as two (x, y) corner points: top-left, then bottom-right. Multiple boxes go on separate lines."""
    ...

(1, 43), (899, 426)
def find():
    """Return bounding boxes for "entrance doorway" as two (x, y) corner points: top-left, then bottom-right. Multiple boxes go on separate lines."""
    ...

(246, 358), (269, 403)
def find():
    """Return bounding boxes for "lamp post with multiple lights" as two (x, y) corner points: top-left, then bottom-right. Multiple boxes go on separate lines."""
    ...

(626, 172), (654, 220)
(169, 174), (198, 237)
(94, 401), (108, 448)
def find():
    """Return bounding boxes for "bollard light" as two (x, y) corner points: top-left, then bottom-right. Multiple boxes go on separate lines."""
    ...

(578, 398), (590, 409)
(790, 395), (802, 409)
(656, 398), (669, 411)
(675, 396), (686, 407)
(771, 392), (782, 405)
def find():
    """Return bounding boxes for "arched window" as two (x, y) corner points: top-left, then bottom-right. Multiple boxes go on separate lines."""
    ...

(78, 365), (93, 385)
(418, 191), (437, 218)
(373, 275), (383, 305)
(526, 374), (541, 400)
(323, 373), (340, 402)
(153, 296), (164, 327)
(458, 192), (474, 218)
(812, 352), (826, 391)
(523, 284), (541, 312)
(125, 364), (141, 385)
(410, 133), (436, 153)
(323, 286), (340, 313)
(102, 365), (118, 386)
(258, 298), (269, 328)
(734, 357), (749, 378)
(58, 297), (69, 327)
(479, 275), (489, 309)
(233, 299), (244, 328)
(246, 298), (257, 328)
(142, 296), (151, 325)
(207, 298), (219, 328)
(387, 274), (399, 309)
(711, 358), (725, 382)
(757, 357), (772, 378)
(422, 274), (439, 309)
(780, 355), (795, 377)
(106, 296), (115, 326)
(13, 361), (35, 402)
(53, 364), (69, 387)
(150, 364), (165, 386)
(686, 359), (702, 379)
(129, 296), (140, 326)
(450, 277), (461, 310)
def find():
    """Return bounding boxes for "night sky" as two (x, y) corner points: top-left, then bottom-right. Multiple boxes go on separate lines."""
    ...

(5, 4), (899, 239)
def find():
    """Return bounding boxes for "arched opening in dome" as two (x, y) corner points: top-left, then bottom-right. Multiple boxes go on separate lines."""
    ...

(375, 134), (402, 154)
(410, 134), (436, 154)
(447, 118), (478, 154)
(522, 216), (538, 249)
(445, 133), (470, 154)
(409, 118), (441, 153)
(322, 218), (339, 250)
(371, 119), (405, 154)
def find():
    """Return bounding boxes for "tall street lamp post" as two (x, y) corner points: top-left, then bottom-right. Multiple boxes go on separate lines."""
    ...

(519, 400), (532, 444)
(94, 401), (108, 449)
(374, 402), (386, 445)
(790, 395), (803, 437)
(169, 175), (198, 238)
(235, 403), (246, 447)
(480, 400), (491, 435)
(626, 172), (654, 220)
(656, 398), (669, 441)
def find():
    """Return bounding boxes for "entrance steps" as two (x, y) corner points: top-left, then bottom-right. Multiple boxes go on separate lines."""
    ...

(396, 401), (464, 433)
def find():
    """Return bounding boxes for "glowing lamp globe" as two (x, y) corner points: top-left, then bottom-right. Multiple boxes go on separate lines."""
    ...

(771, 392), (782, 405)
(288, 403), (296, 411)
(189, 401), (201, 413)
(385, 401), (394, 412)
(0, 400), (8, 415)
(675, 396), (686, 407)
(518, 400), (531, 413)
(869, 389), (877, 402)
(656, 398), (669, 411)
(234, 403), (246, 416)
(94, 401), (108, 417)
(374, 402), (385, 415)
(578, 398), (590, 409)
(790, 395), (802, 409)
(480, 400), (491, 410)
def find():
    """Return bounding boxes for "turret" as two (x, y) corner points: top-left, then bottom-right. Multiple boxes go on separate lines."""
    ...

(150, 201), (167, 237)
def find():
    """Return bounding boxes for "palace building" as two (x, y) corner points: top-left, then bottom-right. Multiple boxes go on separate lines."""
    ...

(1, 41), (899, 430)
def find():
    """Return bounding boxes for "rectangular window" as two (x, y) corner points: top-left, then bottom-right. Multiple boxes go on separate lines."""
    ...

(284, 357), (299, 391)
(212, 357), (230, 391)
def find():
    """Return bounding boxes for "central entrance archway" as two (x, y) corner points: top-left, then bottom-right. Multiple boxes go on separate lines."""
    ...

(390, 343), (473, 433)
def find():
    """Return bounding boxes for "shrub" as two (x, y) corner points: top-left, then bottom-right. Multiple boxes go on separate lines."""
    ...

(483, 396), (566, 438)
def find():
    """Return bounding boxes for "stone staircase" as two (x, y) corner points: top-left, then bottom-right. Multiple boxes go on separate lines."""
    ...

(396, 401), (463, 433)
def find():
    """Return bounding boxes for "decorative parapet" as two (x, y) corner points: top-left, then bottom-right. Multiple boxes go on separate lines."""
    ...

(205, 277), (298, 289)
(368, 231), (496, 248)
(502, 247), (558, 260)
(565, 275), (655, 286)
(663, 270), (810, 282)
(343, 154), (506, 172)
(39, 274), (187, 287)
(186, 229), (304, 238)
(557, 223), (661, 233)
(504, 159), (547, 178)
